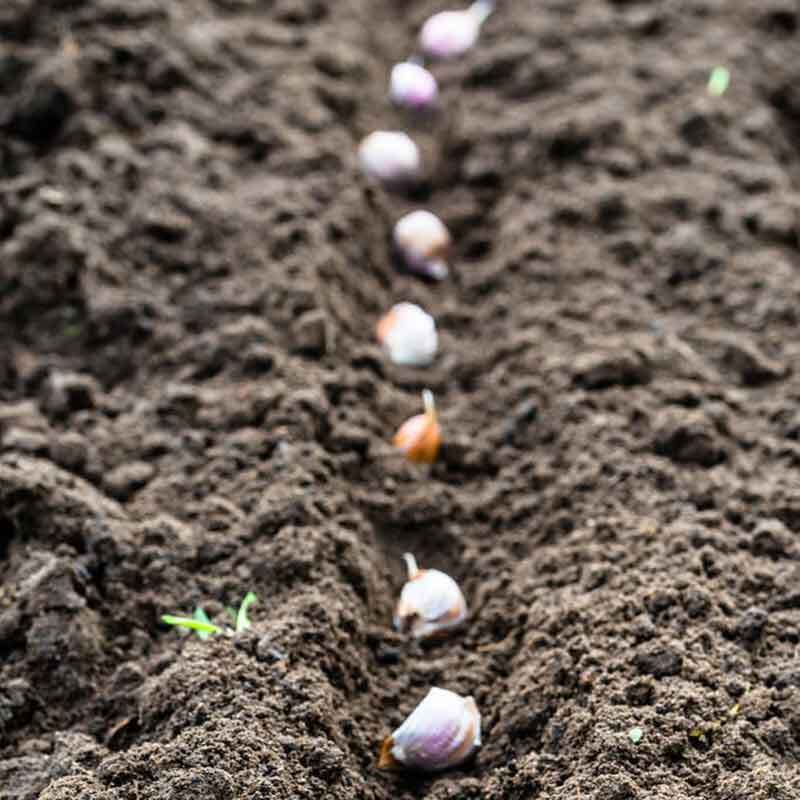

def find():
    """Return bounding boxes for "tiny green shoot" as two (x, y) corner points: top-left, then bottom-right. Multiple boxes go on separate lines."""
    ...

(629, 726), (644, 744)
(707, 66), (730, 97)
(235, 592), (257, 633)
(161, 593), (258, 639)
(193, 607), (214, 640)
(160, 614), (220, 637)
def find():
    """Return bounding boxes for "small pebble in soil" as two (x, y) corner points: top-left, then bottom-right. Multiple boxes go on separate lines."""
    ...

(652, 409), (726, 468)
(103, 461), (155, 501)
(634, 645), (683, 678)
(734, 606), (768, 642)
(8, 74), (76, 144)
(41, 371), (99, 418)
(256, 636), (286, 663)
(573, 347), (651, 390)
(291, 309), (329, 357)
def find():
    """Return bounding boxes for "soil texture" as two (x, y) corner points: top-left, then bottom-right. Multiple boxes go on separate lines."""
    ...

(1, 0), (800, 798)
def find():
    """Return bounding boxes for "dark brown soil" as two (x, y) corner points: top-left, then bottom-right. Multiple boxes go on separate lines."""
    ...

(1, 0), (800, 798)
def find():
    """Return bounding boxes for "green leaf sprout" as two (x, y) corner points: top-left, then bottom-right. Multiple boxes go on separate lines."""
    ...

(235, 592), (257, 633)
(161, 593), (258, 639)
(160, 614), (220, 637)
(707, 66), (730, 97)
(192, 607), (215, 640)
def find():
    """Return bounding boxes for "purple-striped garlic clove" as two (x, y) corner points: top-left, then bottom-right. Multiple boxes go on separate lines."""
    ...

(358, 131), (422, 186)
(378, 687), (481, 771)
(376, 303), (438, 367)
(393, 210), (451, 280)
(390, 61), (439, 111)
(394, 553), (467, 639)
(419, 1), (494, 61)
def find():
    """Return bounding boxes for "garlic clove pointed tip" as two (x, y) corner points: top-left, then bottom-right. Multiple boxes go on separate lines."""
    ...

(403, 552), (420, 579)
(469, 0), (494, 25)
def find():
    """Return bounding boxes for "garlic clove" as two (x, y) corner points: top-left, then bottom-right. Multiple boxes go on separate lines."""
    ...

(394, 553), (468, 639)
(376, 302), (438, 366)
(378, 687), (481, 771)
(358, 131), (422, 186)
(393, 210), (451, 281)
(393, 389), (442, 464)
(420, 11), (478, 60)
(390, 62), (439, 111)
(419, 1), (494, 61)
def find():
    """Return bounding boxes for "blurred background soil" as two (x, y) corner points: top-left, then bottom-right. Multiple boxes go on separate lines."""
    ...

(0, 0), (799, 798)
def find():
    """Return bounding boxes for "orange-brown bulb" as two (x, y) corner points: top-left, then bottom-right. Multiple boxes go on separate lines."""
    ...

(393, 390), (441, 464)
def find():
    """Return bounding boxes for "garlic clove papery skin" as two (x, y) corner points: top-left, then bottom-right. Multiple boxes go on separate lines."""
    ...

(394, 210), (451, 281)
(390, 62), (439, 111)
(393, 412), (441, 464)
(376, 303), (438, 366)
(358, 131), (422, 185)
(394, 556), (468, 639)
(419, 10), (480, 60)
(379, 688), (481, 771)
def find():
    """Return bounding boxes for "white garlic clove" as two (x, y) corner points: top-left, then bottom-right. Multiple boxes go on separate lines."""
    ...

(390, 62), (439, 111)
(394, 553), (467, 639)
(420, 11), (478, 60)
(394, 210), (451, 281)
(376, 303), (438, 367)
(419, 2), (493, 60)
(358, 131), (422, 186)
(379, 687), (481, 771)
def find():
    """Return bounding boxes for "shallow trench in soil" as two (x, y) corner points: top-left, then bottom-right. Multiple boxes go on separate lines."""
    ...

(1, 1), (800, 798)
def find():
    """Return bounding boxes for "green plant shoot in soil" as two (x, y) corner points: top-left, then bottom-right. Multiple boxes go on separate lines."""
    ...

(161, 592), (257, 638)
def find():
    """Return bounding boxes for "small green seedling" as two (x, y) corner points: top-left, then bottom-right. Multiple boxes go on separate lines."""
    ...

(235, 591), (257, 632)
(161, 592), (257, 639)
(628, 726), (644, 744)
(707, 66), (730, 97)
